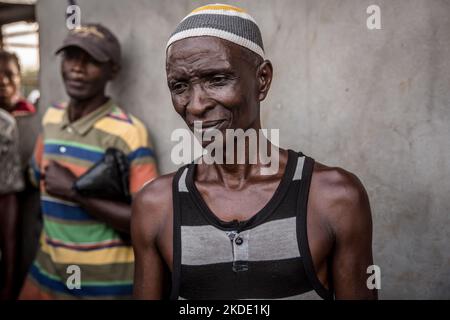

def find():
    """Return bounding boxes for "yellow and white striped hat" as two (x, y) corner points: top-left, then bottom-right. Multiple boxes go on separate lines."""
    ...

(167, 4), (265, 59)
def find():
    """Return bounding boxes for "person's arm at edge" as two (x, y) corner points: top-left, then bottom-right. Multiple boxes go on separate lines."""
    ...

(322, 168), (378, 299)
(131, 175), (173, 300)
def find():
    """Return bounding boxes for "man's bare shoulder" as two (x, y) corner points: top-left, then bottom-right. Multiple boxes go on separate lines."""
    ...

(310, 161), (372, 235)
(312, 162), (367, 200)
(132, 172), (177, 237)
(136, 173), (176, 207)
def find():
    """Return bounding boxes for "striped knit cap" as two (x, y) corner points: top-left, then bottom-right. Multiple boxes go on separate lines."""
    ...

(167, 4), (265, 59)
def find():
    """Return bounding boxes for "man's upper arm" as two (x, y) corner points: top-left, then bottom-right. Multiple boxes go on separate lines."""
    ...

(131, 176), (172, 300)
(325, 169), (377, 299)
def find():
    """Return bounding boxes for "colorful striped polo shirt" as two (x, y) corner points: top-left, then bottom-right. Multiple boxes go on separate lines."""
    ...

(28, 99), (158, 299)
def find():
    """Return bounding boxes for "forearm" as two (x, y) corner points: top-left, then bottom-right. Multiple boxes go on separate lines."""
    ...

(132, 251), (168, 300)
(73, 193), (131, 233)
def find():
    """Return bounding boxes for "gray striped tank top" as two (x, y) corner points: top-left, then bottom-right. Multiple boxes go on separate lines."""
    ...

(170, 150), (334, 300)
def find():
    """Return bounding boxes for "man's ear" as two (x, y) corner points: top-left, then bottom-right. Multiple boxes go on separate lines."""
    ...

(257, 60), (273, 102)
(110, 63), (120, 80)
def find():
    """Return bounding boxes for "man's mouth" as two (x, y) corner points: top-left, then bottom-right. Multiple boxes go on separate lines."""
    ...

(190, 120), (228, 133)
(66, 79), (87, 88)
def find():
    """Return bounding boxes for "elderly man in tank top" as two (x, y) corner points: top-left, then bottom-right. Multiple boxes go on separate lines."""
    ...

(131, 4), (377, 300)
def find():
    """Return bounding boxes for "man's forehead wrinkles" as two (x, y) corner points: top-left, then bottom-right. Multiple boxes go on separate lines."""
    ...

(167, 53), (232, 78)
(170, 48), (229, 63)
(168, 64), (232, 81)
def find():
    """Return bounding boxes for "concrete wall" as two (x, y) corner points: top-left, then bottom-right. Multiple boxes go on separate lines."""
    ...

(36, 0), (450, 299)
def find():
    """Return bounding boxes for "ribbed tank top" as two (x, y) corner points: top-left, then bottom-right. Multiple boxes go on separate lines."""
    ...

(170, 150), (334, 300)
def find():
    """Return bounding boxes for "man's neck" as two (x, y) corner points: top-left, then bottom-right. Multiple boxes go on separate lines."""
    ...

(199, 136), (287, 190)
(213, 162), (257, 190)
(68, 94), (109, 122)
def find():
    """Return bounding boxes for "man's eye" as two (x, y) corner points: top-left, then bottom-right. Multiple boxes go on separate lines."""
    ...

(63, 52), (76, 60)
(171, 82), (188, 94)
(209, 76), (228, 86)
(88, 58), (101, 66)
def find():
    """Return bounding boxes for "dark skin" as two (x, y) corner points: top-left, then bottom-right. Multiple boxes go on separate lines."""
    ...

(0, 59), (21, 112)
(43, 46), (131, 233)
(132, 37), (377, 299)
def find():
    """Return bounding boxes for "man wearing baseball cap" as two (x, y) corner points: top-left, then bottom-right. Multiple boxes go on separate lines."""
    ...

(19, 23), (158, 299)
(55, 24), (121, 68)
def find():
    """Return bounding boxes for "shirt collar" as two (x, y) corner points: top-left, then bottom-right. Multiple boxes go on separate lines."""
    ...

(10, 99), (37, 117)
(60, 99), (115, 136)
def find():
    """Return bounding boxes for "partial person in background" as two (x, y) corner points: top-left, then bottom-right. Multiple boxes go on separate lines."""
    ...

(0, 50), (41, 298)
(0, 50), (36, 117)
(19, 24), (158, 300)
(0, 109), (24, 300)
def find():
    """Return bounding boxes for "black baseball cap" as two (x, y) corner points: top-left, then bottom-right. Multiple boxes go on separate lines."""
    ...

(55, 23), (121, 66)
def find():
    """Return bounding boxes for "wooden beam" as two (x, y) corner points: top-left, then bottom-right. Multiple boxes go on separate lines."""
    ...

(3, 29), (38, 38)
(0, 5), (35, 25)
(3, 42), (37, 48)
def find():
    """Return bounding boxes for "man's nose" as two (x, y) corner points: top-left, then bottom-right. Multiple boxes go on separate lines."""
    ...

(70, 59), (85, 74)
(187, 83), (214, 116)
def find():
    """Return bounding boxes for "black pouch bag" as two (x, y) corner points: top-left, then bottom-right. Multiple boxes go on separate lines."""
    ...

(73, 148), (131, 204)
